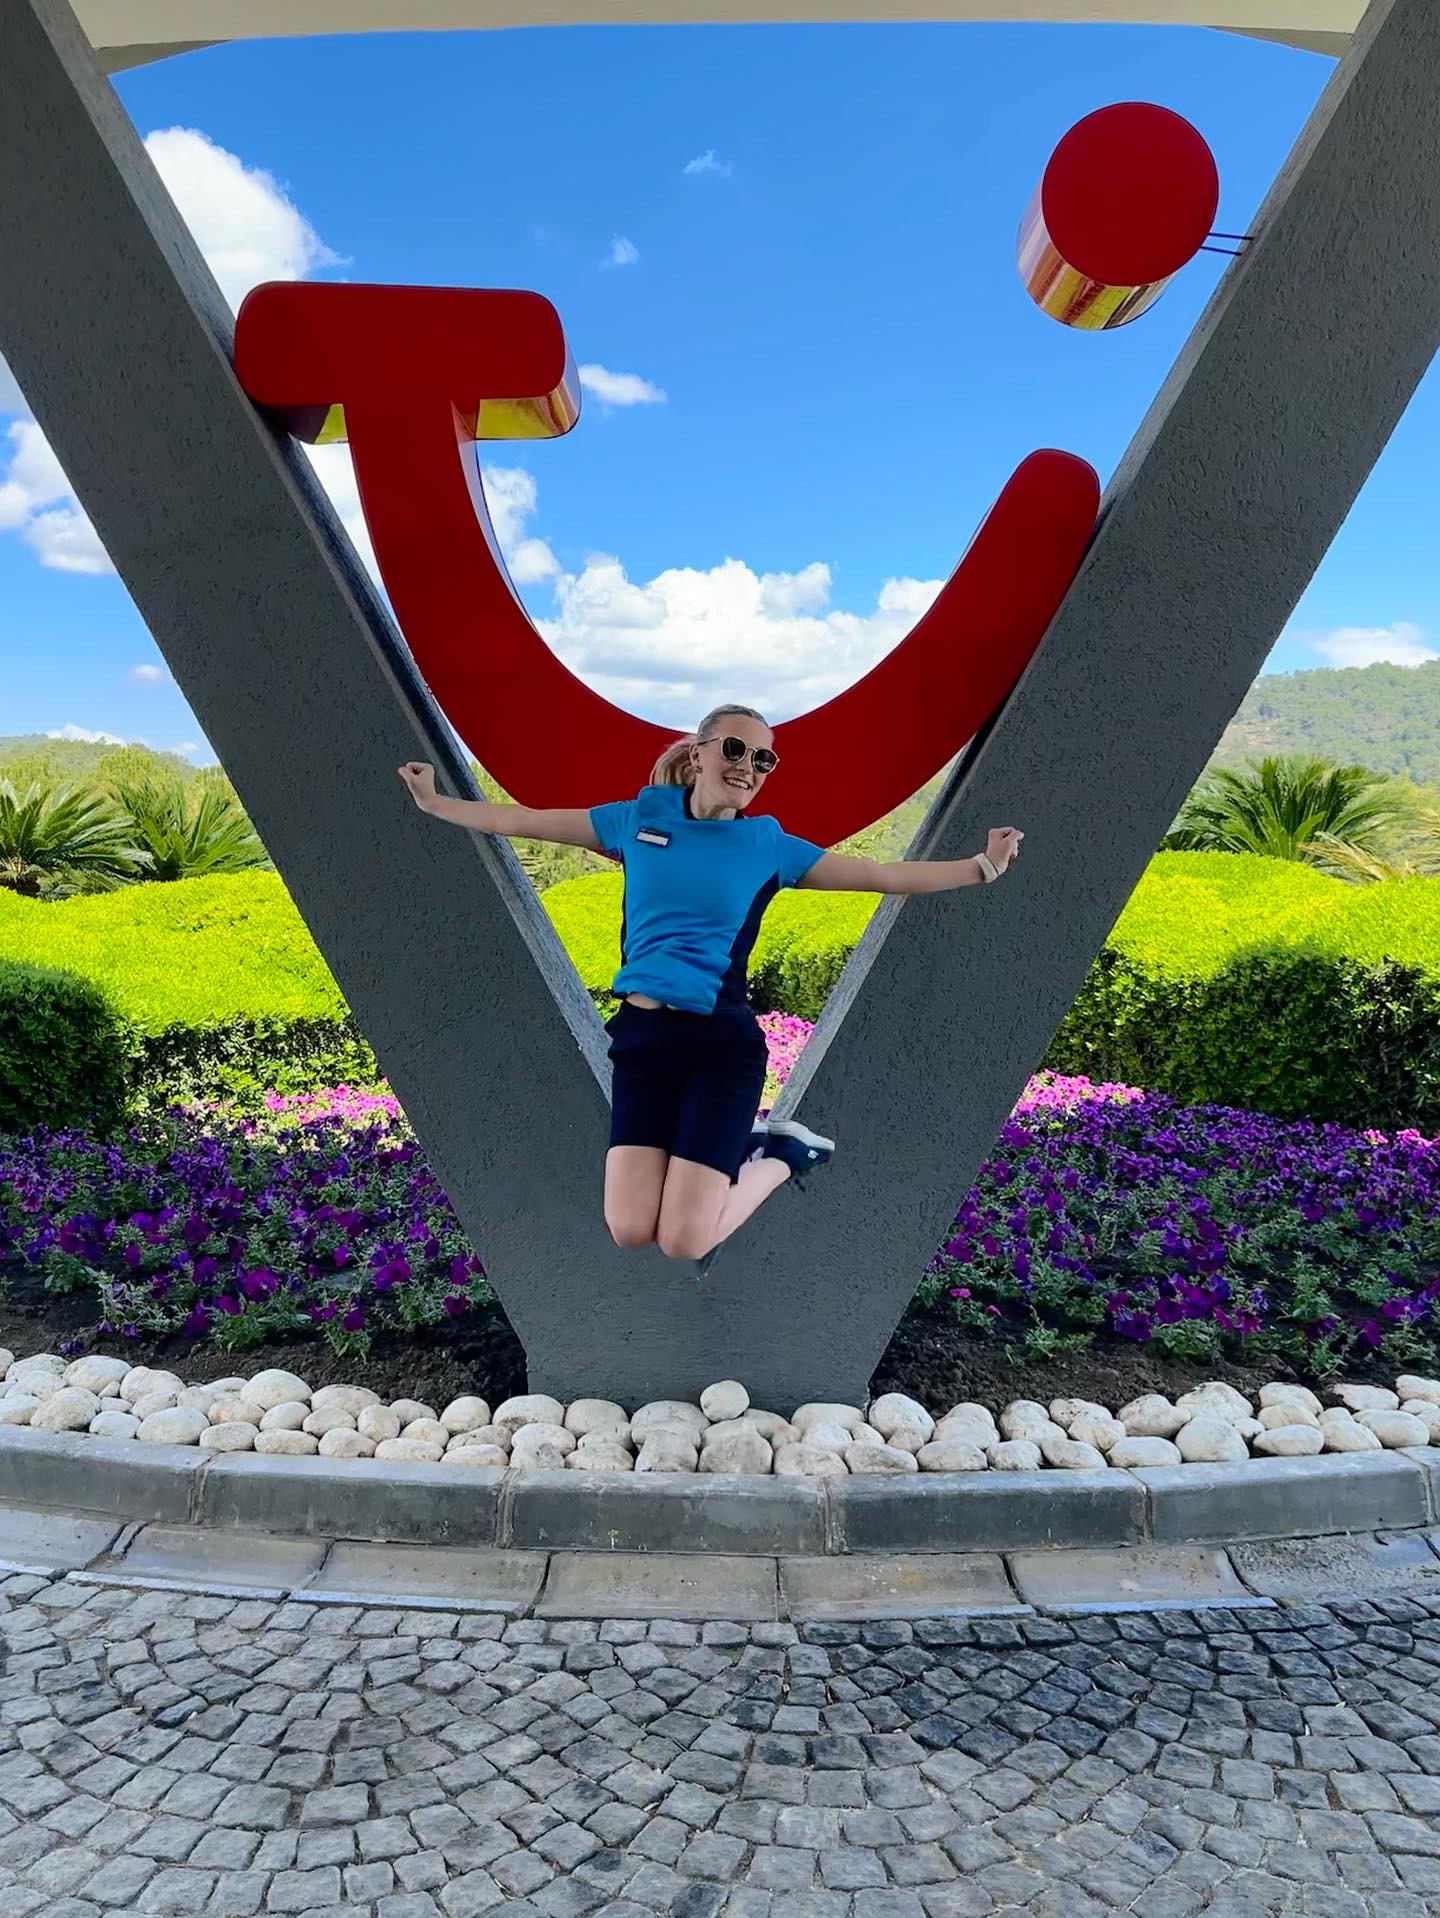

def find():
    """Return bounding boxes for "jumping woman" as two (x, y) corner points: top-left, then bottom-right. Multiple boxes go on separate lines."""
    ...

(399, 703), (1021, 1263)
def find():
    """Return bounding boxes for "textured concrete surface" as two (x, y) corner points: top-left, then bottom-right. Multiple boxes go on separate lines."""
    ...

(6, 1564), (1440, 1916)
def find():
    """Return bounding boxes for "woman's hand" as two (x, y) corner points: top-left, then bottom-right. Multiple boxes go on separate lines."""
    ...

(398, 761), (438, 809)
(986, 826), (1023, 873)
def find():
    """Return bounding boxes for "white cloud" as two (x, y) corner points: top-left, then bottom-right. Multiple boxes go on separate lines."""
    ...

(578, 364), (667, 408)
(683, 149), (732, 178)
(0, 126), (341, 575)
(47, 724), (132, 745)
(129, 663), (172, 684)
(1302, 620), (1438, 669)
(604, 236), (640, 268)
(144, 126), (341, 311)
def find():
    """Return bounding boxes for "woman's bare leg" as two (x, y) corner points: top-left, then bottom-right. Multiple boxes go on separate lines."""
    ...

(604, 1146), (669, 1247)
(656, 1155), (790, 1262)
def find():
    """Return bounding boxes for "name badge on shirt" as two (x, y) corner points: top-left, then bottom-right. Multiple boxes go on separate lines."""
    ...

(635, 828), (671, 847)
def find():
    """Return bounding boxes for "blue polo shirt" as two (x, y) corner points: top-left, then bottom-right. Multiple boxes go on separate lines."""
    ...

(589, 784), (826, 1015)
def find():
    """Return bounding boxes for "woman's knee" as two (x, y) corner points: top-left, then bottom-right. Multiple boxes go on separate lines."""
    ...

(656, 1217), (718, 1262)
(608, 1212), (658, 1250)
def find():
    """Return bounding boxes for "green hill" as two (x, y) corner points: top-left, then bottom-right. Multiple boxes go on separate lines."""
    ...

(1212, 657), (1440, 788)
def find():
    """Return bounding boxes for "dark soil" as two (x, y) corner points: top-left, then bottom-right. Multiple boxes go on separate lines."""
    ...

(0, 1264), (1402, 1413)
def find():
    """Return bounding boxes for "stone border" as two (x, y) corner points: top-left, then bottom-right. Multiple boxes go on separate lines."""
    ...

(2, 1425), (1438, 1556)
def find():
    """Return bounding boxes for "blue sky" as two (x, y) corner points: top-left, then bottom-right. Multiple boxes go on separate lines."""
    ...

(2, 20), (1436, 764)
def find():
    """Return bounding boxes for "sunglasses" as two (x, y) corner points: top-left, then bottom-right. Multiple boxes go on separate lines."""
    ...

(698, 735), (779, 776)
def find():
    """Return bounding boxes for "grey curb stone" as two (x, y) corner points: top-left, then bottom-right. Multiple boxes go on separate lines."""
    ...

(506, 1470), (827, 1556)
(197, 1452), (504, 1542)
(831, 1470), (1146, 1553)
(0, 1504), (123, 1571)
(0, 1426), (205, 1523)
(4, 1426), (1439, 1558)
(1138, 1452), (1429, 1543)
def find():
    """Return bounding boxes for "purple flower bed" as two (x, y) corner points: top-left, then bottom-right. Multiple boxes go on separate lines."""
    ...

(2, 1013), (1437, 1381)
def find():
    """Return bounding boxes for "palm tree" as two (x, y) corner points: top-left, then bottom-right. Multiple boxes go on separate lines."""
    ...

(1163, 755), (1417, 870)
(110, 776), (271, 882)
(1310, 801), (1440, 884)
(0, 780), (152, 897)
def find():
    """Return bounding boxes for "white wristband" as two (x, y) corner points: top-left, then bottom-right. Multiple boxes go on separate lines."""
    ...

(975, 851), (1000, 884)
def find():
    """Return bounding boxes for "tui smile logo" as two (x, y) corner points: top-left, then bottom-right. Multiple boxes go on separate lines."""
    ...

(236, 282), (1097, 846)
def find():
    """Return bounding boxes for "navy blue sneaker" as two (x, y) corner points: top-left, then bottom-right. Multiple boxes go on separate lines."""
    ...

(762, 1119), (835, 1185)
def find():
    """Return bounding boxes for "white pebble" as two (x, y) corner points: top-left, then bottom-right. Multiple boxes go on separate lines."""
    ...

(700, 1380), (750, 1423)
(309, 1384), (381, 1418)
(511, 1422), (576, 1457)
(1323, 1420), (1382, 1453)
(258, 1401), (310, 1433)
(1108, 1436), (1182, 1468)
(243, 1369), (312, 1411)
(119, 1366), (182, 1403)
(318, 1428), (375, 1460)
(916, 1440), (988, 1472)
(1041, 1436), (1109, 1471)
(1259, 1403), (1319, 1431)
(577, 1427), (631, 1454)
(1252, 1424), (1323, 1457)
(1117, 1395), (1189, 1439)
(998, 1400), (1050, 1441)
(254, 1429), (319, 1456)
(209, 1377), (249, 1397)
(868, 1393), (935, 1444)
(1050, 1398), (1110, 1428)
(844, 1441), (918, 1475)
(635, 1433), (698, 1473)
(566, 1442), (633, 1473)
(492, 1394), (564, 1438)
(89, 1411), (140, 1441)
(565, 1398), (629, 1437)
(439, 1396), (492, 1435)
(0, 1349), (13, 1376)
(1400, 1400), (1440, 1442)
(508, 1439), (569, 1472)
(1176, 1417), (1249, 1463)
(1332, 1383), (1400, 1413)
(631, 1400), (706, 1442)
(0, 1396), (40, 1426)
(128, 1389), (179, 1421)
(401, 1417), (452, 1449)
(790, 1402), (865, 1436)
(64, 1356), (129, 1395)
(1176, 1382), (1254, 1422)
(879, 1416), (932, 1456)
(137, 1408), (208, 1446)
(774, 1442), (848, 1477)
(447, 1444), (509, 1469)
(357, 1405), (402, 1444)
(1258, 1382), (1323, 1415)
(372, 1436), (443, 1463)
(200, 1422), (258, 1453)
(933, 1412), (999, 1448)
(1396, 1374), (1440, 1407)
(986, 1440), (1043, 1471)
(303, 1406), (357, 1438)
(208, 1398), (261, 1427)
(740, 1408), (792, 1440)
(700, 1430), (772, 1475)
(1069, 1415), (1125, 1454)
(795, 1421), (853, 1453)
(390, 1398), (439, 1427)
(1357, 1410), (1430, 1448)
(31, 1388), (101, 1433)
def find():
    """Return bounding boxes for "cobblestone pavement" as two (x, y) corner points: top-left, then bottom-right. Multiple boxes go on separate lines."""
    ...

(4, 1571), (1440, 1918)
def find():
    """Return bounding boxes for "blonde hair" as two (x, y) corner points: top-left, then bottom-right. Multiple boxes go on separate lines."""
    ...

(650, 704), (771, 787)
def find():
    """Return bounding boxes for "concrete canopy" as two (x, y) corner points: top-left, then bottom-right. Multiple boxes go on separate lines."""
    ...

(79, 1), (1353, 72)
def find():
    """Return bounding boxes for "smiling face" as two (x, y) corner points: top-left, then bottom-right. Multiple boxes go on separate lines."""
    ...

(689, 713), (776, 816)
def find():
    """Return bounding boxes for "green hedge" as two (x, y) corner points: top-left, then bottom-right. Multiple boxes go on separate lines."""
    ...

(542, 855), (1440, 1131)
(0, 876), (375, 1130)
(5, 854), (1440, 1135)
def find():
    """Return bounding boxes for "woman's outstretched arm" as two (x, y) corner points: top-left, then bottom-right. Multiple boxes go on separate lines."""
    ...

(796, 827), (1023, 895)
(397, 762), (603, 850)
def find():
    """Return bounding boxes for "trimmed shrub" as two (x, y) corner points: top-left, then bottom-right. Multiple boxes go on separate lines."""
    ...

(0, 874), (372, 1125)
(0, 960), (132, 1135)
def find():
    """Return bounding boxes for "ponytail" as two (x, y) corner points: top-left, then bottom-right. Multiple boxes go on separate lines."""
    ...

(650, 703), (770, 788)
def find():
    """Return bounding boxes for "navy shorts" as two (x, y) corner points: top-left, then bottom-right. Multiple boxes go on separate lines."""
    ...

(605, 1000), (768, 1181)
